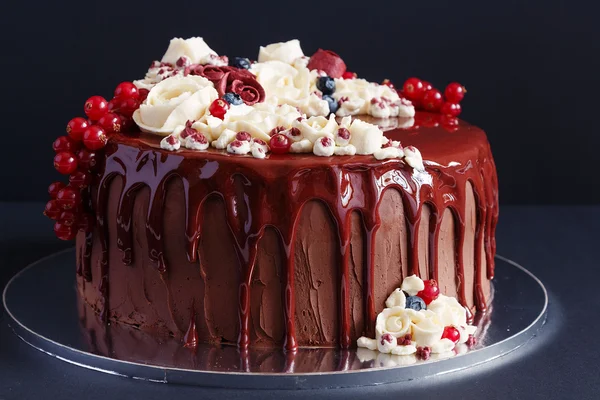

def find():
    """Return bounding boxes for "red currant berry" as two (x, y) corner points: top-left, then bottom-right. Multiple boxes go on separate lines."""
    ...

(209, 99), (229, 120)
(48, 181), (66, 199)
(114, 97), (139, 118)
(382, 79), (395, 89)
(441, 115), (459, 132)
(114, 82), (139, 100)
(107, 98), (119, 113)
(82, 126), (108, 150)
(441, 326), (461, 344)
(97, 113), (122, 133)
(78, 213), (95, 233)
(54, 221), (77, 241)
(44, 200), (61, 220)
(440, 102), (462, 117)
(402, 77), (425, 101)
(138, 88), (149, 103)
(54, 152), (78, 175)
(342, 71), (357, 79)
(417, 279), (440, 304)
(69, 170), (91, 189)
(269, 133), (291, 154)
(66, 117), (89, 141)
(444, 82), (466, 103)
(59, 210), (80, 227)
(77, 149), (98, 171)
(84, 96), (109, 121)
(52, 136), (80, 153)
(422, 89), (444, 112)
(422, 81), (433, 92)
(56, 186), (81, 210)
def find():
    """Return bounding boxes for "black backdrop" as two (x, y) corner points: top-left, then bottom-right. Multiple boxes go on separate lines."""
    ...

(1, 0), (597, 204)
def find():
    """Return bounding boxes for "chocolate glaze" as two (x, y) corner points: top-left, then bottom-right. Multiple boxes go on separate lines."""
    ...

(76, 112), (498, 350)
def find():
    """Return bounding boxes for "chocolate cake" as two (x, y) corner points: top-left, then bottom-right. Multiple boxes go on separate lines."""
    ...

(46, 37), (498, 354)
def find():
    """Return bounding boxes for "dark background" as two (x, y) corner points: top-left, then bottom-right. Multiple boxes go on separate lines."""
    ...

(1, 0), (598, 204)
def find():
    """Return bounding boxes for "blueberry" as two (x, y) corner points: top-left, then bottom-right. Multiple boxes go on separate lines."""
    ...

(405, 296), (426, 311)
(316, 76), (336, 95)
(230, 57), (251, 70)
(323, 95), (339, 115)
(223, 92), (243, 106)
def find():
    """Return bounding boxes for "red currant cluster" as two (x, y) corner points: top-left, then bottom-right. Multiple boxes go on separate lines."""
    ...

(383, 78), (466, 117)
(45, 82), (144, 240)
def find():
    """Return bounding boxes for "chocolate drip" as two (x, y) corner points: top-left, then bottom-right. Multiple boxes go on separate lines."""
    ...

(85, 113), (498, 348)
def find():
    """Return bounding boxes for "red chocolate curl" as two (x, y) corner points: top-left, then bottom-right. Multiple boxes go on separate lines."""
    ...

(190, 66), (265, 106)
(307, 49), (347, 78)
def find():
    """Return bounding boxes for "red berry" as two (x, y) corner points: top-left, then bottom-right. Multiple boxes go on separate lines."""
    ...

(138, 88), (149, 103)
(56, 186), (81, 210)
(48, 181), (66, 199)
(440, 102), (462, 117)
(78, 213), (95, 233)
(107, 98), (119, 113)
(422, 81), (433, 92)
(382, 79), (394, 89)
(417, 279), (440, 304)
(209, 99), (229, 120)
(97, 113), (122, 133)
(52, 136), (80, 153)
(66, 117), (89, 141)
(422, 89), (444, 112)
(84, 96), (109, 121)
(114, 82), (139, 100)
(402, 78), (425, 101)
(441, 115), (459, 132)
(54, 152), (78, 175)
(441, 326), (461, 344)
(59, 210), (80, 227)
(77, 149), (98, 171)
(114, 97), (139, 118)
(54, 221), (77, 241)
(444, 82), (466, 103)
(69, 170), (91, 189)
(269, 133), (291, 154)
(82, 126), (108, 150)
(44, 200), (61, 220)
(342, 71), (357, 80)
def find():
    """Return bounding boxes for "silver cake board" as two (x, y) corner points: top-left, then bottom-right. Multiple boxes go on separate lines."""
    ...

(2, 250), (547, 389)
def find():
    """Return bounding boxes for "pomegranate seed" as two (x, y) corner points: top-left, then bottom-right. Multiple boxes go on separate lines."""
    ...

(77, 149), (98, 171)
(48, 181), (66, 199)
(440, 102), (462, 117)
(422, 90), (444, 112)
(114, 82), (139, 100)
(444, 82), (466, 103)
(97, 113), (122, 133)
(83, 126), (108, 150)
(138, 88), (149, 103)
(208, 99), (229, 119)
(54, 152), (78, 175)
(43, 200), (61, 220)
(441, 326), (461, 344)
(54, 221), (77, 241)
(59, 210), (80, 227)
(53, 136), (80, 153)
(66, 117), (89, 141)
(269, 133), (291, 154)
(402, 78), (425, 101)
(56, 186), (81, 210)
(69, 170), (91, 189)
(78, 213), (95, 233)
(84, 96), (109, 121)
(115, 97), (139, 118)
(416, 346), (431, 360)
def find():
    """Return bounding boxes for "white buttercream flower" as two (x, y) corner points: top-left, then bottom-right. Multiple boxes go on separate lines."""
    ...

(290, 139), (313, 153)
(313, 136), (335, 157)
(161, 37), (219, 65)
(385, 288), (407, 308)
(184, 133), (209, 150)
(376, 332), (397, 353)
(227, 139), (251, 155)
(428, 295), (468, 328)
(133, 75), (217, 135)
(401, 274), (425, 296)
(376, 306), (416, 338)
(410, 310), (444, 346)
(357, 336), (378, 351)
(211, 129), (237, 149)
(348, 119), (384, 155)
(258, 40), (305, 64)
(250, 139), (269, 159)
(431, 338), (456, 354)
(160, 135), (180, 151)
(293, 114), (337, 143)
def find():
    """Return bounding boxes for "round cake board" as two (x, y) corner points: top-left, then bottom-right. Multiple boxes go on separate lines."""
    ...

(2, 250), (547, 389)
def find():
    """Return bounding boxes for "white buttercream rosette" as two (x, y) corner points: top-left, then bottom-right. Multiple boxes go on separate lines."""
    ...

(258, 39), (305, 64)
(133, 75), (218, 136)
